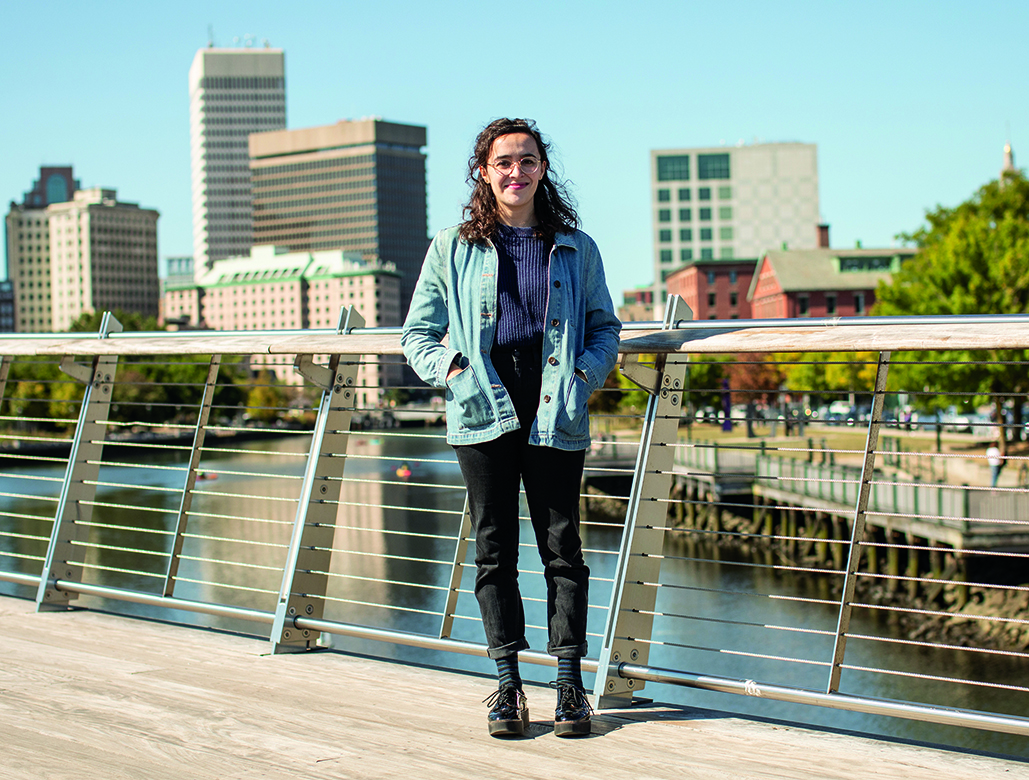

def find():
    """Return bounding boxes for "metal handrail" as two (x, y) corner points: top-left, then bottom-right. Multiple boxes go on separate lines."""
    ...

(4, 310), (1029, 747)
(4, 312), (1029, 356)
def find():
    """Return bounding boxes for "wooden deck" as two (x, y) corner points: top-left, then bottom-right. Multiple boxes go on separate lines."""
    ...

(1, 596), (1025, 780)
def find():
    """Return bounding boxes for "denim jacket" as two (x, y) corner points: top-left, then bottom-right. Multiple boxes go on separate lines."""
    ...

(402, 225), (621, 449)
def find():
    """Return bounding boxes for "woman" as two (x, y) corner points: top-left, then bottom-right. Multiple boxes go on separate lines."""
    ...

(402, 118), (621, 737)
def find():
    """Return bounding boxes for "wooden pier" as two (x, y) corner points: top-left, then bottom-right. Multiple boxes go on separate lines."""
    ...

(1, 596), (1023, 779)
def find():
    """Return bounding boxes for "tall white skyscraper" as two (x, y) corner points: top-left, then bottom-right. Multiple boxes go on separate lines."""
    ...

(188, 46), (286, 275)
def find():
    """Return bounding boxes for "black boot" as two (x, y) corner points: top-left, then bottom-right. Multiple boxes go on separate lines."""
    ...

(551, 682), (593, 737)
(483, 686), (529, 737)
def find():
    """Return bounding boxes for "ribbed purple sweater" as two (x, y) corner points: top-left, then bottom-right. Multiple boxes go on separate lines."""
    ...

(494, 225), (550, 349)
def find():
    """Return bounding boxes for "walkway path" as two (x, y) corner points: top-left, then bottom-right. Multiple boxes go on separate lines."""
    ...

(1, 597), (1024, 779)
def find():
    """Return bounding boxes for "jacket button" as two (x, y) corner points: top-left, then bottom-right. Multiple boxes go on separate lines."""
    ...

(553, 280), (561, 288)
(548, 357), (558, 365)
(551, 318), (559, 327)
(543, 395), (551, 403)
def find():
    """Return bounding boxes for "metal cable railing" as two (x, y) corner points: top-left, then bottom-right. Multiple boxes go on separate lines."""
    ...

(3, 309), (1029, 742)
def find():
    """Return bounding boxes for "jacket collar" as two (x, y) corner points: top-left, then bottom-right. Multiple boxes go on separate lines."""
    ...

(553, 231), (578, 250)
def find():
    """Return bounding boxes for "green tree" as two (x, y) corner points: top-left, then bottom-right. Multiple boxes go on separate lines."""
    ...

(874, 171), (1029, 450)
(684, 354), (729, 409)
(779, 351), (879, 401)
(245, 371), (290, 424)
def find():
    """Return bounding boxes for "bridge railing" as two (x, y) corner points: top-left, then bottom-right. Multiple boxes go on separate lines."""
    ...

(3, 304), (1029, 741)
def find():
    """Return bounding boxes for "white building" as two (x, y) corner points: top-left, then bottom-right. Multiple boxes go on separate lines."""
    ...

(4, 167), (80, 332)
(650, 143), (820, 313)
(188, 46), (286, 276)
(48, 188), (160, 331)
(5, 205), (53, 332)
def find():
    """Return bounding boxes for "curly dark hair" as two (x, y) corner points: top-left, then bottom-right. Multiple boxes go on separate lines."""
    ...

(459, 118), (579, 243)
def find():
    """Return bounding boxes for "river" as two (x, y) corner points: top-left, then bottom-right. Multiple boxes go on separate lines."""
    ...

(1, 431), (1027, 758)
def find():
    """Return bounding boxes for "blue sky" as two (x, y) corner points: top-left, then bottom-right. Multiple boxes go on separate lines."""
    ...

(2, 1), (1026, 301)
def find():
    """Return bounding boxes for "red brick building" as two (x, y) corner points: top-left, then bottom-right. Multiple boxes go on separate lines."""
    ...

(665, 258), (759, 320)
(748, 247), (916, 319)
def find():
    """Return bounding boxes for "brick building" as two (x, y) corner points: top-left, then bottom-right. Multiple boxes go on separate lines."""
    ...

(665, 258), (759, 320)
(748, 247), (916, 319)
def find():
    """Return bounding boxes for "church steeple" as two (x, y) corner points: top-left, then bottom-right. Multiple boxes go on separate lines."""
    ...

(1002, 140), (1016, 179)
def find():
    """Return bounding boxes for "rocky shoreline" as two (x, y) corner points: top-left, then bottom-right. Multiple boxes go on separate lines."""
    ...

(582, 484), (1029, 654)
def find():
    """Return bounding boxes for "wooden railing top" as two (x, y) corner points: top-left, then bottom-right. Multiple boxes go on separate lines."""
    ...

(3, 316), (1029, 357)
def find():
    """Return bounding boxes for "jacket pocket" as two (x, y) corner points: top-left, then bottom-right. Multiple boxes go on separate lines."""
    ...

(446, 367), (493, 430)
(557, 374), (591, 439)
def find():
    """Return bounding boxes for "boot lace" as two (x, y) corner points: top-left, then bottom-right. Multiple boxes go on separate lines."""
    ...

(549, 681), (594, 714)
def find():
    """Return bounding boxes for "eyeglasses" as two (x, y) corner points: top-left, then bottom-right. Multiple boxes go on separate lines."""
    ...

(489, 156), (542, 175)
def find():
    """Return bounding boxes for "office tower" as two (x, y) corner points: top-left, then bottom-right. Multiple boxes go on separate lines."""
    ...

(650, 143), (819, 312)
(188, 46), (286, 275)
(4, 166), (80, 332)
(48, 188), (160, 331)
(249, 118), (428, 313)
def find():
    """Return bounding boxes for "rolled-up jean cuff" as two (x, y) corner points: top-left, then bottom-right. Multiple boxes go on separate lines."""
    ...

(547, 642), (588, 659)
(487, 638), (530, 660)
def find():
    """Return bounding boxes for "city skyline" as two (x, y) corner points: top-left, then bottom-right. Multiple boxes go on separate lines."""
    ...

(2, 1), (1027, 308)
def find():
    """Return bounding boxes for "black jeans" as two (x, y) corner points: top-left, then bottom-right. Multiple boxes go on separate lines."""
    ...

(454, 345), (589, 660)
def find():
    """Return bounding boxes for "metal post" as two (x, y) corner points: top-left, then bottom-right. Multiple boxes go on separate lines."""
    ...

(594, 296), (692, 709)
(826, 351), (891, 693)
(36, 313), (123, 611)
(270, 307), (363, 653)
(163, 356), (222, 597)
(439, 496), (473, 639)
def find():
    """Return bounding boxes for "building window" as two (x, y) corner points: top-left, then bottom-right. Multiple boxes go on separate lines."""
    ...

(706, 271), (715, 285)
(658, 209), (671, 222)
(46, 175), (69, 205)
(679, 208), (692, 221)
(698, 187), (711, 201)
(707, 292), (716, 307)
(659, 230), (672, 242)
(701, 248), (714, 259)
(700, 228), (713, 241)
(660, 249), (673, 263)
(841, 256), (892, 272)
(719, 206), (733, 220)
(698, 153), (730, 180)
(719, 226), (733, 240)
(826, 293), (837, 316)
(657, 189), (671, 202)
(699, 208), (712, 221)
(718, 186), (732, 199)
(678, 188), (691, 201)
(720, 247), (734, 259)
(656, 155), (690, 181)
(855, 292), (865, 315)
(798, 294), (809, 316)
(730, 292), (738, 307)
(729, 270), (737, 284)
(680, 228), (692, 241)
(681, 248), (693, 261)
